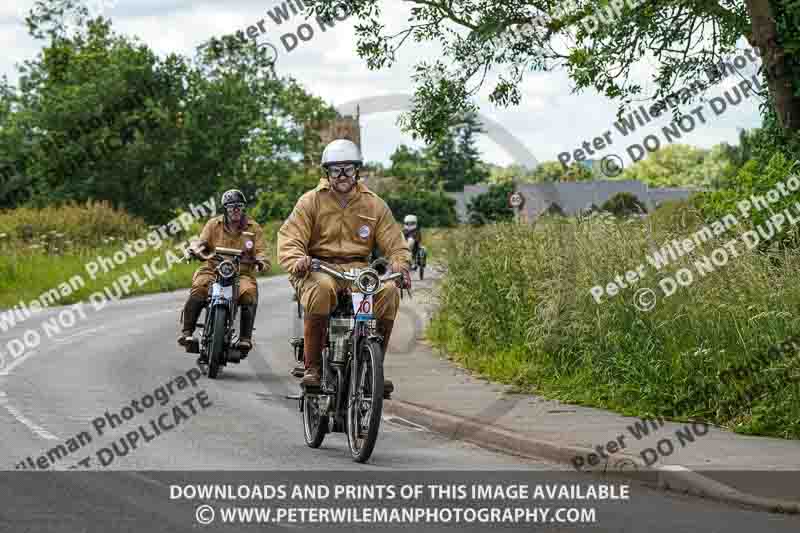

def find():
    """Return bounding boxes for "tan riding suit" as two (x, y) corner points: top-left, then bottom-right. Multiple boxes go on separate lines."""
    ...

(277, 178), (411, 384)
(191, 215), (269, 304)
(180, 215), (269, 348)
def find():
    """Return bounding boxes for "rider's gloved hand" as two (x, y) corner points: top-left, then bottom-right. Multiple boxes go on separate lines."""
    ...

(255, 260), (267, 273)
(391, 262), (412, 290)
(293, 255), (312, 275)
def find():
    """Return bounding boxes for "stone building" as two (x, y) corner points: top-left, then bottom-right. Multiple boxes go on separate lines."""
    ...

(448, 181), (701, 223)
(304, 107), (362, 169)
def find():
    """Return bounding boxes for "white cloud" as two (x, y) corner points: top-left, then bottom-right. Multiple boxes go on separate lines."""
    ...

(0, 0), (763, 168)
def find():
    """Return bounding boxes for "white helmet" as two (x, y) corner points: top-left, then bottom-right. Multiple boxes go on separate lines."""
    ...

(321, 139), (363, 168)
(403, 214), (418, 229)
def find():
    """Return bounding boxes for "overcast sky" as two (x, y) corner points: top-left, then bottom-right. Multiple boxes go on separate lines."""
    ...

(1, 0), (763, 170)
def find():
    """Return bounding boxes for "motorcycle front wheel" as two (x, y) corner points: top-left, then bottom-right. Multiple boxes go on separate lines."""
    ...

(207, 306), (227, 379)
(346, 338), (384, 463)
(302, 393), (328, 448)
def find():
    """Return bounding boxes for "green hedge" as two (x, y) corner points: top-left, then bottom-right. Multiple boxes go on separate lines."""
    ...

(384, 190), (458, 228)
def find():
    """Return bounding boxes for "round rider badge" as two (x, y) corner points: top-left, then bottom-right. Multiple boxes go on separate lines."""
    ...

(245, 240), (254, 249)
(358, 225), (371, 239)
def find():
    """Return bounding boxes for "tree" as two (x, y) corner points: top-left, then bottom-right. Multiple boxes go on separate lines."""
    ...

(601, 192), (647, 218)
(467, 181), (514, 224)
(562, 162), (593, 182)
(487, 163), (541, 184)
(388, 144), (434, 189)
(454, 112), (489, 187)
(529, 161), (566, 182)
(383, 190), (458, 227)
(309, 1), (800, 144)
(2, 1), (333, 221)
(427, 112), (488, 191)
(618, 144), (713, 188)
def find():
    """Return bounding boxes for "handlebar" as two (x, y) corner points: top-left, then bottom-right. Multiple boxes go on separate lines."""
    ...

(311, 259), (403, 284)
(185, 248), (264, 270)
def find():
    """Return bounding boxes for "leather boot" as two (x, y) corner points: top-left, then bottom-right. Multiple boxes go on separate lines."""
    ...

(178, 297), (205, 346)
(238, 304), (257, 357)
(377, 319), (395, 398)
(301, 314), (328, 387)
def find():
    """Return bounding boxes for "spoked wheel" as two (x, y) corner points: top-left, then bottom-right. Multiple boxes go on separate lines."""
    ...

(302, 392), (328, 448)
(207, 307), (227, 379)
(346, 339), (384, 463)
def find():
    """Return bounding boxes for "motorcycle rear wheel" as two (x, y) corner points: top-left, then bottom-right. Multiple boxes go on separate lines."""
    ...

(346, 338), (384, 463)
(208, 307), (227, 379)
(302, 393), (328, 448)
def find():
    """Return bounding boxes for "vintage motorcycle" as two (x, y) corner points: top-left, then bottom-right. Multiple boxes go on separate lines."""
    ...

(290, 258), (405, 463)
(183, 245), (258, 379)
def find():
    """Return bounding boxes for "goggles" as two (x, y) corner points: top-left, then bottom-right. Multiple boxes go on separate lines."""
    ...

(225, 202), (245, 211)
(327, 164), (358, 179)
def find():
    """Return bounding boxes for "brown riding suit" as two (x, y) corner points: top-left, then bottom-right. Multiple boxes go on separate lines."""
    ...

(277, 178), (411, 384)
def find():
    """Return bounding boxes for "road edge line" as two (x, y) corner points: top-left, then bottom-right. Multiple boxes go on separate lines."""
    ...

(384, 399), (800, 515)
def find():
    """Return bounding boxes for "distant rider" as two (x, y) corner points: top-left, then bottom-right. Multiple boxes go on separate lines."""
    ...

(277, 139), (411, 392)
(402, 214), (422, 267)
(178, 189), (269, 357)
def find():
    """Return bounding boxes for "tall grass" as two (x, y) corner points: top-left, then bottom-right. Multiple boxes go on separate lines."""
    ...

(428, 209), (800, 439)
(0, 203), (284, 309)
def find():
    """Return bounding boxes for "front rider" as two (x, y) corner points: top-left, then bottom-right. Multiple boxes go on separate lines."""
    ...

(178, 189), (269, 357)
(277, 139), (411, 391)
(402, 214), (422, 265)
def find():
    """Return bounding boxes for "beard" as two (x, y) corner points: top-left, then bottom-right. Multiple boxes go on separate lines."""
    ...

(331, 176), (356, 194)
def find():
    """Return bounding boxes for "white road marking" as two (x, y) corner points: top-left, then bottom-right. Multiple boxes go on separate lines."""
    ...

(0, 393), (58, 440)
(383, 415), (428, 431)
(53, 326), (105, 344)
(127, 472), (169, 487)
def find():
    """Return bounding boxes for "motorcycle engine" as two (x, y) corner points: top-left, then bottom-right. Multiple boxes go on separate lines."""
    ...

(328, 318), (353, 363)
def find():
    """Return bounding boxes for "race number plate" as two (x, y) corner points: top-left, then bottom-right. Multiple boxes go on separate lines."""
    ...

(352, 293), (374, 321)
(212, 284), (233, 300)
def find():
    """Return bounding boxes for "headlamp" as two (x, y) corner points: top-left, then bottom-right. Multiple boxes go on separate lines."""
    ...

(356, 269), (381, 295)
(218, 260), (236, 279)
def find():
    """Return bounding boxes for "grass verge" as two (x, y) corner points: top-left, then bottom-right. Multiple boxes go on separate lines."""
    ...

(427, 213), (800, 439)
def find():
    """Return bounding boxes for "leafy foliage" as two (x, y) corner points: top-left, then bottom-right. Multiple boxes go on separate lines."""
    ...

(387, 112), (488, 191)
(384, 190), (458, 228)
(308, 0), (800, 144)
(693, 151), (800, 249)
(0, 3), (334, 223)
(601, 192), (647, 217)
(467, 181), (514, 225)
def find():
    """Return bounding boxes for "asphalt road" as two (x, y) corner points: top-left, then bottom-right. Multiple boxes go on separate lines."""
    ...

(0, 273), (798, 532)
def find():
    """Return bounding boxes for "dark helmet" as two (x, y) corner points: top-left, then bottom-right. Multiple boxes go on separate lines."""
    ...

(221, 189), (247, 208)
